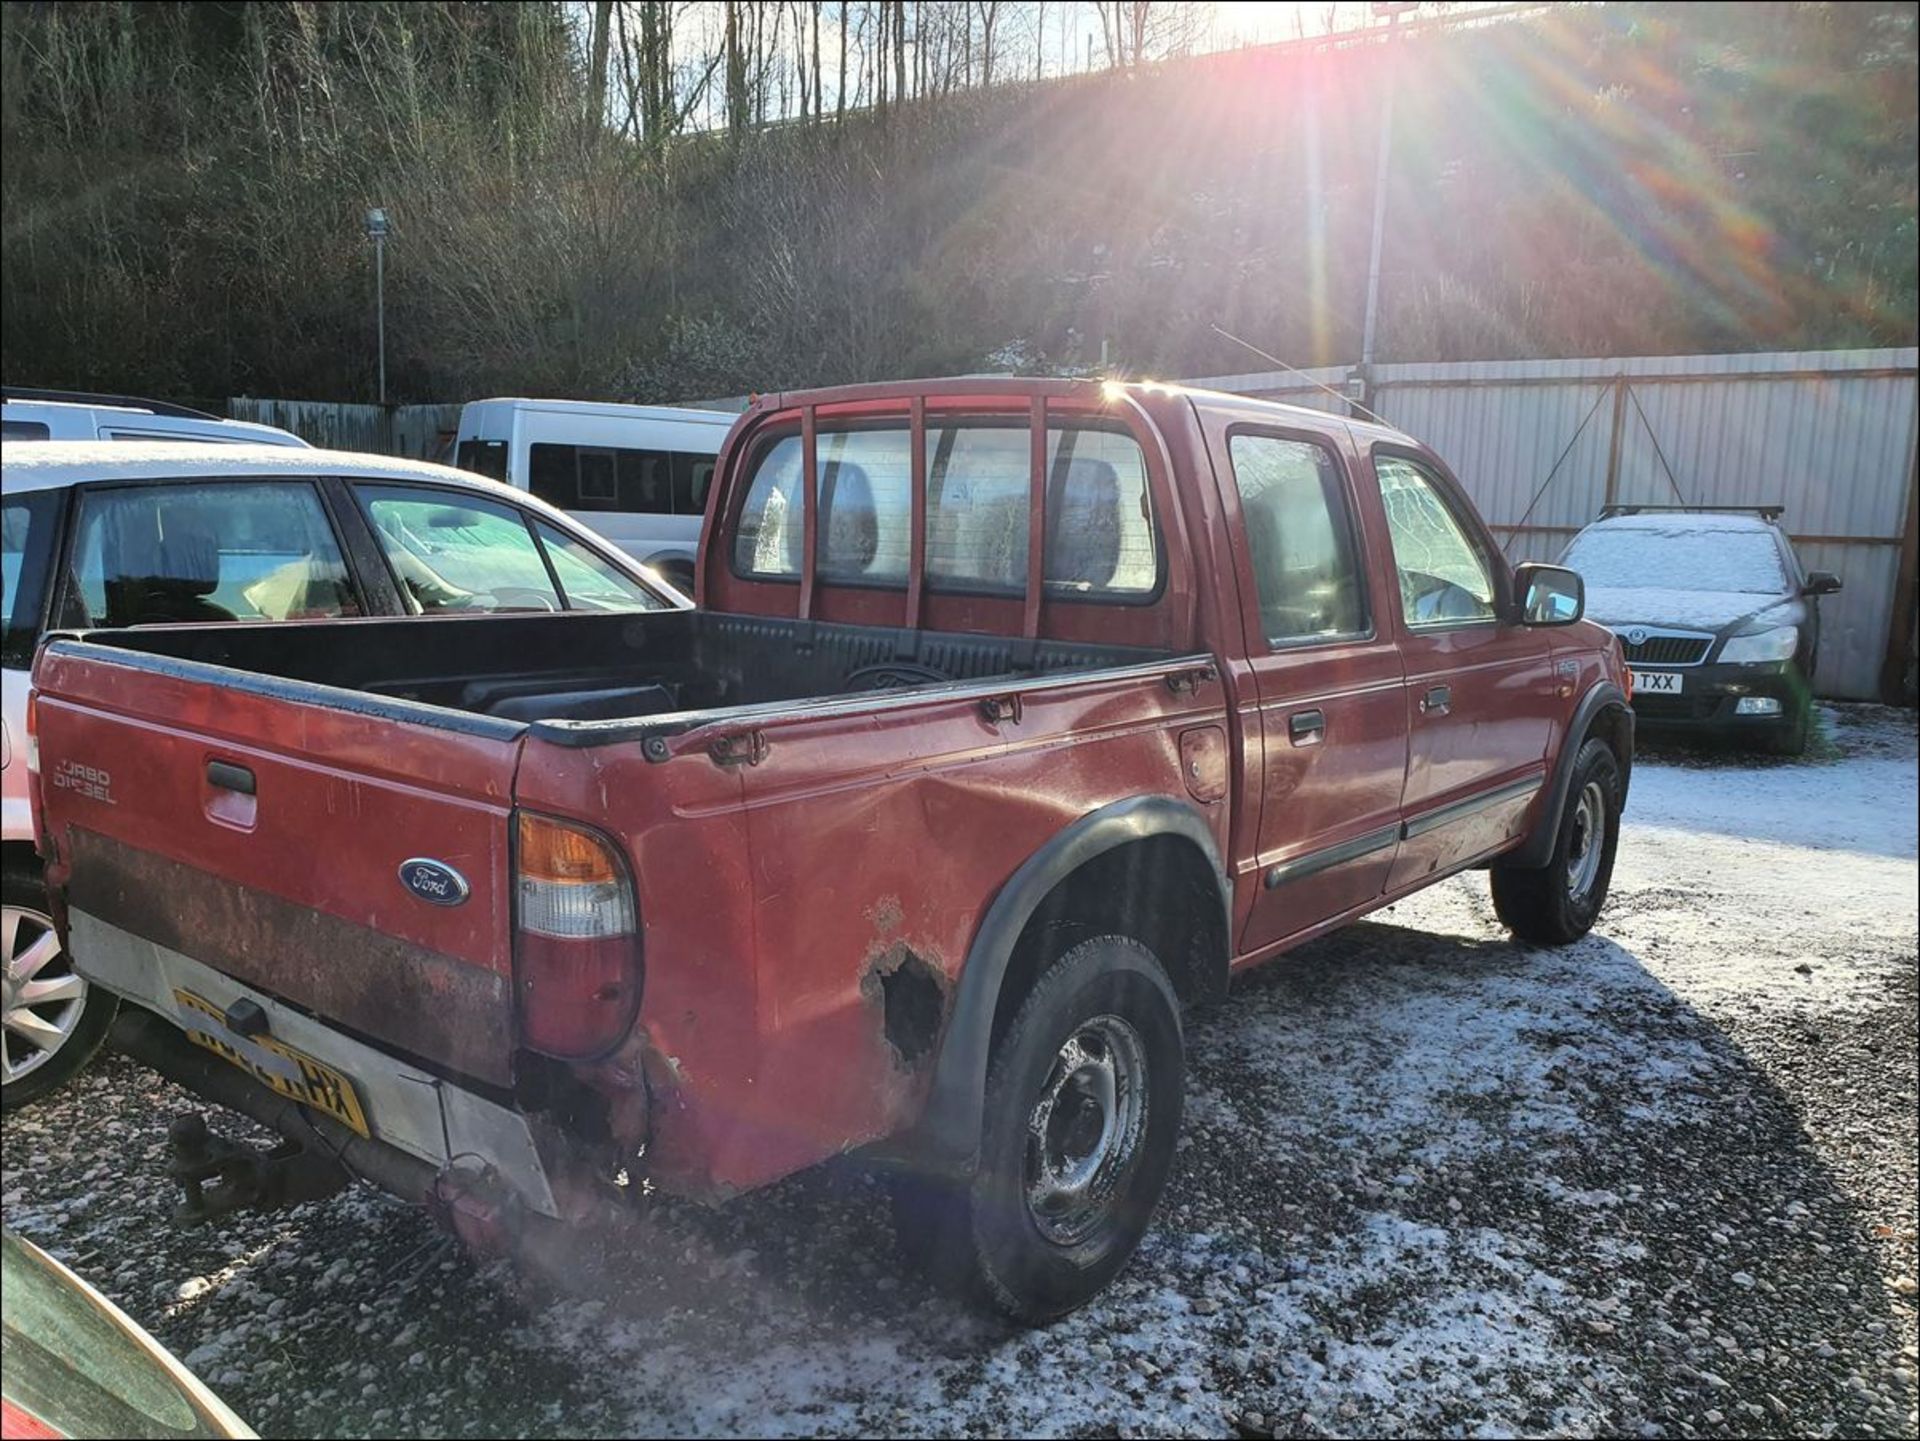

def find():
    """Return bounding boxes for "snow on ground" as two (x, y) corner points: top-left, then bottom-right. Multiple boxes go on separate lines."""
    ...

(3, 705), (1915, 1438)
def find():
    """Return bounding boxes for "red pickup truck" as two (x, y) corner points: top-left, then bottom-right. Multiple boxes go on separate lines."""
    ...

(29, 378), (1632, 1322)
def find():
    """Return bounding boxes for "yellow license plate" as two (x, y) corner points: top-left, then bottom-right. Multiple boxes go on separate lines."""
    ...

(172, 989), (371, 1139)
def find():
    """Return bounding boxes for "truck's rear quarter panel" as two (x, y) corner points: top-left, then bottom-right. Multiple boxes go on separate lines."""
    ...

(35, 645), (523, 1085)
(517, 662), (1227, 1195)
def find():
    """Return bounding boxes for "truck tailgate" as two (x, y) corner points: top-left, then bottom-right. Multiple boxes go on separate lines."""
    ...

(33, 642), (524, 1086)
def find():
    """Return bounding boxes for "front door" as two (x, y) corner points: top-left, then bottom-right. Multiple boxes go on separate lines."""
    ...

(1370, 449), (1557, 890)
(1209, 423), (1410, 958)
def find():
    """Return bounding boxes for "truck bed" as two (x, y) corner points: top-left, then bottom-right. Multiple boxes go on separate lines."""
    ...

(65, 608), (1171, 741)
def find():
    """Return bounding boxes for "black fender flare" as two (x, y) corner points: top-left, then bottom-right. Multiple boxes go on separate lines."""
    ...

(914, 795), (1230, 1171)
(1505, 680), (1633, 870)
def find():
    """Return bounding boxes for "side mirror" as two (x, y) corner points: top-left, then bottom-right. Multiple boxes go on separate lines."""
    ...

(1515, 562), (1585, 626)
(1804, 571), (1842, 596)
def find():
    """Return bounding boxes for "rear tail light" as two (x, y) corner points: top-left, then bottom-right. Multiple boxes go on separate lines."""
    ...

(513, 812), (640, 1059)
(25, 691), (47, 854)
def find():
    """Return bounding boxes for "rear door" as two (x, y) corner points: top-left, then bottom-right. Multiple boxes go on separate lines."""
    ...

(1205, 420), (1409, 956)
(1371, 448), (1557, 888)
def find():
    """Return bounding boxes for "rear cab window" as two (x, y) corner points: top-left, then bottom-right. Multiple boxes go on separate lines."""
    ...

(731, 416), (1160, 600)
(64, 481), (360, 628)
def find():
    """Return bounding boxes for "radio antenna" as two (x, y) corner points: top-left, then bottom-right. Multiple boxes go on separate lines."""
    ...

(1207, 324), (1390, 427)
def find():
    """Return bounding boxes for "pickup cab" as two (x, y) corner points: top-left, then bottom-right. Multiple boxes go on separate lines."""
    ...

(29, 378), (1632, 1322)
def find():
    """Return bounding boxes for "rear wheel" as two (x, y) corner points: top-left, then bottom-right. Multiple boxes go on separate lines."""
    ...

(2, 863), (116, 1110)
(1491, 738), (1622, 946)
(891, 936), (1183, 1324)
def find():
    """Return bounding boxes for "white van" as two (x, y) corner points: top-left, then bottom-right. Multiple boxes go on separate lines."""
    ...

(2, 388), (308, 447)
(451, 398), (736, 591)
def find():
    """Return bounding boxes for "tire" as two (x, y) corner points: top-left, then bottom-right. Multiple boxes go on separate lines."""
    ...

(891, 936), (1184, 1324)
(655, 561), (695, 596)
(2, 862), (116, 1111)
(1757, 700), (1810, 757)
(1490, 738), (1622, 946)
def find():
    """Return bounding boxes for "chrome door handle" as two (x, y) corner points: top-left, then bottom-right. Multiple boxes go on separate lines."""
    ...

(1418, 685), (1452, 717)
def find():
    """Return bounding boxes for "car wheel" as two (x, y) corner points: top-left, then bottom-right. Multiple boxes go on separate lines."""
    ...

(2, 862), (116, 1110)
(891, 936), (1184, 1324)
(1490, 738), (1623, 946)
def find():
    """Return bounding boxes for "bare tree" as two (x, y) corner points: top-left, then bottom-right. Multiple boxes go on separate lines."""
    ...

(892, 0), (907, 108)
(724, 1), (749, 135)
(586, 0), (612, 125)
(975, 1), (1002, 87)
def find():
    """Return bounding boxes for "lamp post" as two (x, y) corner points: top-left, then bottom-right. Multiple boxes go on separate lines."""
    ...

(365, 207), (390, 406)
(1356, 2), (1417, 415)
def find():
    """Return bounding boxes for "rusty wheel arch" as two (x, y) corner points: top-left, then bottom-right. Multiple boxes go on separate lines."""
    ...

(910, 795), (1229, 1175)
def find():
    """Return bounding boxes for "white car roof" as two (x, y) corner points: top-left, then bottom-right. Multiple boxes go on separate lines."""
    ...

(2, 440), (534, 497)
(460, 397), (736, 424)
(5, 398), (310, 446)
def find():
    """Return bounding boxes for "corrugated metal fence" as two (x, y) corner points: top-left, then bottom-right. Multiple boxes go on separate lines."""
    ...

(1186, 348), (1920, 701)
(227, 398), (462, 462)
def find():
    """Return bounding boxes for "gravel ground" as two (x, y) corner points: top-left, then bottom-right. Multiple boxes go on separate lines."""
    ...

(4, 703), (1915, 1439)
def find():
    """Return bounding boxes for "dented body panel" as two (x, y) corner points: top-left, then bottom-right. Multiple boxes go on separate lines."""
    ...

(31, 377), (1630, 1221)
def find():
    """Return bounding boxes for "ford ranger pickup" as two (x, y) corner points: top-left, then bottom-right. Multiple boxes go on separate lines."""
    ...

(29, 378), (1633, 1321)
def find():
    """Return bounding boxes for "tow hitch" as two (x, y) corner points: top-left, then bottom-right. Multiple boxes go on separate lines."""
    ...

(164, 1112), (348, 1223)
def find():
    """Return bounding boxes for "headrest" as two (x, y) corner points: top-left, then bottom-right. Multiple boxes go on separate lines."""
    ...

(820, 460), (878, 574)
(1045, 458), (1121, 589)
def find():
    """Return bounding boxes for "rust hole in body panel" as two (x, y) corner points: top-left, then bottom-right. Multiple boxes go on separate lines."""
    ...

(865, 942), (946, 1066)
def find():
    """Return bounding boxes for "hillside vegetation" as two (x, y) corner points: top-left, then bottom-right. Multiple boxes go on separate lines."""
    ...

(1, 1), (1913, 404)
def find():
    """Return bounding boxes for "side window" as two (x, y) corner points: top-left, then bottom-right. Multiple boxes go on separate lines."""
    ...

(672, 452), (716, 515)
(527, 443), (713, 516)
(456, 439), (508, 481)
(3, 419), (51, 440)
(733, 419), (1158, 598)
(357, 486), (560, 614)
(533, 521), (668, 612)
(2, 490), (61, 666)
(1374, 455), (1498, 627)
(1228, 434), (1367, 644)
(65, 482), (358, 628)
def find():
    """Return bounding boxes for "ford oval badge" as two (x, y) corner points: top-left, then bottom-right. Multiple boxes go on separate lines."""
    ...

(399, 858), (470, 907)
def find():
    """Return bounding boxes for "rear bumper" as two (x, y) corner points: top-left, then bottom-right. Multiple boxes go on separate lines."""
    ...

(68, 908), (563, 1218)
(1628, 660), (1807, 731)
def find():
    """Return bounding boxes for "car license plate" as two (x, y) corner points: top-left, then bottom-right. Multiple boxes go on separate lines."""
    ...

(1632, 669), (1684, 695)
(172, 989), (371, 1138)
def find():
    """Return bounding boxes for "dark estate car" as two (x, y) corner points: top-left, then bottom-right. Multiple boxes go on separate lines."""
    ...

(1560, 506), (1841, 755)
